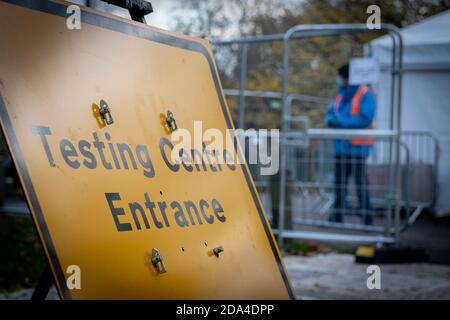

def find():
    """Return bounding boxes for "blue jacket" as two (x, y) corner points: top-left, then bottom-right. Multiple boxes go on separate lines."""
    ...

(325, 85), (377, 158)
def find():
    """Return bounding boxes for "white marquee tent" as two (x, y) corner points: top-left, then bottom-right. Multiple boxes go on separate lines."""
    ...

(367, 10), (450, 216)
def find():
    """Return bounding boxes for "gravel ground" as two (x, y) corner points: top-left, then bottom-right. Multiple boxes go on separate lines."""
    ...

(1, 253), (450, 300)
(285, 253), (450, 300)
(0, 286), (59, 300)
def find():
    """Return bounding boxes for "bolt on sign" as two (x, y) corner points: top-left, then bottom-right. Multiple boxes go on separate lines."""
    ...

(0, 0), (295, 299)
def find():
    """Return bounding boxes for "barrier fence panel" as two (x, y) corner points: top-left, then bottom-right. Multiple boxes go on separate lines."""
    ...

(230, 92), (440, 243)
(283, 130), (400, 236)
(399, 131), (440, 228)
(212, 24), (406, 245)
(247, 129), (439, 243)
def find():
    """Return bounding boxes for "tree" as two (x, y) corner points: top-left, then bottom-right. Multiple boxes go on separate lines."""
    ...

(171, 0), (449, 128)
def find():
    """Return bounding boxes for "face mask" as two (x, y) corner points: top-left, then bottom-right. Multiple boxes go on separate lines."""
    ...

(336, 75), (345, 87)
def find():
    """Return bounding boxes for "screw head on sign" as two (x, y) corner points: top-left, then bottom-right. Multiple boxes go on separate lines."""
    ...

(166, 110), (178, 132)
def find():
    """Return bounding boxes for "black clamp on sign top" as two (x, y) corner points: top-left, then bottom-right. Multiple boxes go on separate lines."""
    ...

(102, 0), (153, 23)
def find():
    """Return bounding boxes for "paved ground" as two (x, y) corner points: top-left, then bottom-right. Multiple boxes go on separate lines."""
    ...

(1, 253), (449, 300)
(2, 198), (450, 300)
(285, 253), (450, 299)
(0, 287), (58, 300)
(399, 217), (450, 265)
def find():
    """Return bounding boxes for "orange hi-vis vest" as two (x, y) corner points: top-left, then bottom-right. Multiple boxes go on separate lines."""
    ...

(333, 85), (375, 146)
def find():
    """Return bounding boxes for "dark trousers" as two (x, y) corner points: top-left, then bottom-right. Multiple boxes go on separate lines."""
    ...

(330, 155), (372, 225)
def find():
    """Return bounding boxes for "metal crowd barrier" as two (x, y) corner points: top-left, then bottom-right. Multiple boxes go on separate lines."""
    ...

(212, 23), (404, 246)
(223, 89), (439, 245)
(248, 129), (439, 244)
(399, 131), (439, 228)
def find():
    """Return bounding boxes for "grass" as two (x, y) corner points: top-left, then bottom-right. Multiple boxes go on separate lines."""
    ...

(0, 214), (46, 293)
(283, 239), (355, 256)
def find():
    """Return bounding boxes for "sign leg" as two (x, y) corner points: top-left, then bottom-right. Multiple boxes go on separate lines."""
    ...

(31, 263), (54, 300)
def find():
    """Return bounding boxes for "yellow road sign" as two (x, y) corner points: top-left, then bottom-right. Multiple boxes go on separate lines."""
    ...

(0, 0), (295, 299)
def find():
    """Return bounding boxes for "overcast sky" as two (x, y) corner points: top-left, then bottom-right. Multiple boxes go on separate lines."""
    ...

(67, 0), (175, 30)
(147, 0), (173, 30)
(67, 0), (299, 38)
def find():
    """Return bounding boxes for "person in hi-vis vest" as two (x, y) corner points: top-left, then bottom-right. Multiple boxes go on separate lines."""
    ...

(325, 63), (377, 226)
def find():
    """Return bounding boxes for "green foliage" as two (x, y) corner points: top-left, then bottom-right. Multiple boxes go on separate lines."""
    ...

(0, 215), (46, 292)
(283, 239), (355, 255)
(283, 240), (320, 255)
